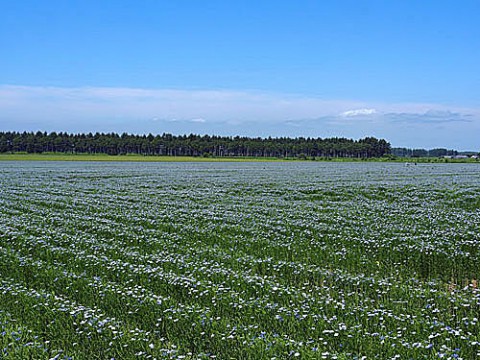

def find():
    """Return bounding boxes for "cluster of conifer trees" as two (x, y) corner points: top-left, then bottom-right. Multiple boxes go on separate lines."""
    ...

(0, 131), (391, 158)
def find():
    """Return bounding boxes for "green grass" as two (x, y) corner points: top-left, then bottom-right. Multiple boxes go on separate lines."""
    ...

(0, 153), (286, 162)
(0, 162), (479, 359)
(1, 152), (478, 163)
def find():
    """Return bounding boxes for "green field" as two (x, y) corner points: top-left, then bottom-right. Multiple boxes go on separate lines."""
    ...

(1, 161), (480, 359)
(1, 152), (478, 163)
(0, 153), (286, 162)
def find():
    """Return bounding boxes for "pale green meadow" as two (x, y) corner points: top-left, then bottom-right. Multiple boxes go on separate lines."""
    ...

(1, 161), (479, 359)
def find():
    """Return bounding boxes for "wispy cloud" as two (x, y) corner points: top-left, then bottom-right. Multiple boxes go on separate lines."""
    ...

(341, 108), (377, 117)
(383, 110), (473, 124)
(190, 118), (206, 123)
(0, 85), (479, 149)
(0, 85), (360, 123)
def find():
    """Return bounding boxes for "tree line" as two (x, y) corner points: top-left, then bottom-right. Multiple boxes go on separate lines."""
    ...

(0, 131), (391, 158)
(391, 147), (460, 158)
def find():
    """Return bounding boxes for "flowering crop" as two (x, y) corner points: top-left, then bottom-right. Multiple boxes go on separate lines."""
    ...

(0, 161), (479, 359)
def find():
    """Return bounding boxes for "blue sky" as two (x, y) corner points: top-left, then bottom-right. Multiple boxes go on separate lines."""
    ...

(1, 1), (479, 150)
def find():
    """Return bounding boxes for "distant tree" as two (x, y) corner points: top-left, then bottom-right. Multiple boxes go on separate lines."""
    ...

(412, 149), (428, 158)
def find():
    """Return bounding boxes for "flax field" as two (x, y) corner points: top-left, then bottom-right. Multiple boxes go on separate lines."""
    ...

(1, 161), (479, 360)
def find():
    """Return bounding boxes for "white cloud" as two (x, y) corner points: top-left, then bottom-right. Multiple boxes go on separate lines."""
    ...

(0, 84), (479, 149)
(341, 108), (377, 117)
(0, 85), (363, 123)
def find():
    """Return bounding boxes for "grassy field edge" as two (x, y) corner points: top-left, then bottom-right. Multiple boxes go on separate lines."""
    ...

(0, 153), (286, 162)
(0, 152), (479, 163)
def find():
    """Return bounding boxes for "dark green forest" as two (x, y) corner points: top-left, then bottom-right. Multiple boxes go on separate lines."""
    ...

(0, 131), (391, 158)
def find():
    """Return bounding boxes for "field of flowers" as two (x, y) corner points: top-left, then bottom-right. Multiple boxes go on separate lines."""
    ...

(1, 161), (479, 359)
